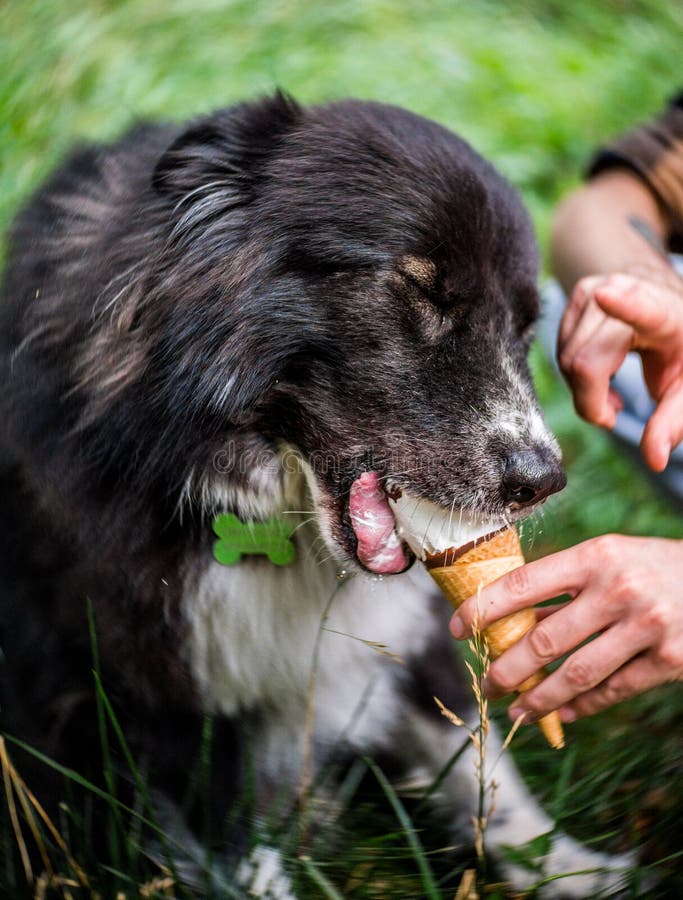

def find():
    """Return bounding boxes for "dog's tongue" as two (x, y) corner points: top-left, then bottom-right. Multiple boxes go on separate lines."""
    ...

(349, 472), (409, 574)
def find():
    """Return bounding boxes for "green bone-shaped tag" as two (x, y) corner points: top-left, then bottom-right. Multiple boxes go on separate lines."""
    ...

(211, 513), (296, 566)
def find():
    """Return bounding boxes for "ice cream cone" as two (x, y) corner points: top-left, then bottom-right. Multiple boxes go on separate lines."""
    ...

(426, 527), (564, 750)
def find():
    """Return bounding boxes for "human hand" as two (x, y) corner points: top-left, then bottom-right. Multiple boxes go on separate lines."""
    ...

(557, 270), (683, 471)
(449, 534), (683, 723)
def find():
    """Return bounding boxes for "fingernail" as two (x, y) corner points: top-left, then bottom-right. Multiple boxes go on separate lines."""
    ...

(509, 706), (525, 723)
(482, 677), (501, 700)
(510, 707), (539, 724)
(450, 615), (465, 639)
(559, 706), (577, 723)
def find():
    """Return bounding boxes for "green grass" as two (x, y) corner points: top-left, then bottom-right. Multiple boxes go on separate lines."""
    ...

(3, 0), (683, 896)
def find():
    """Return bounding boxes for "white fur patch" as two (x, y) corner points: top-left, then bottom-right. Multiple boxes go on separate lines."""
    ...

(182, 541), (435, 777)
(178, 443), (300, 523)
(180, 452), (439, 779)
(236, 845), (296, 900)
(481, 350), (561, 458)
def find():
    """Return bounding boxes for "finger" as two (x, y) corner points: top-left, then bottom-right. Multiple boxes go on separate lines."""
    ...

(534, 601), (569, 621)
(559, 652), (670, 721)
(450, 547), (590, 638)
(641, 374), (683, 471)
(608, 385), (625, 416)
(593, 273), (681, 344)
(558, 288), (607, 365)
(560, 315), (633, 428)
(484, 594), (611, 700)
(558, 275), (607, 351)
(506, 621), (651, 722)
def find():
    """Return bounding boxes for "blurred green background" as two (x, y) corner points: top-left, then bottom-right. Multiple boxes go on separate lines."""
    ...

(3, 0), (683, 896)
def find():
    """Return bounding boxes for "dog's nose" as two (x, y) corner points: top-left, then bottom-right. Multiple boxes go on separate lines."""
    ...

(502, 449), (566, 508)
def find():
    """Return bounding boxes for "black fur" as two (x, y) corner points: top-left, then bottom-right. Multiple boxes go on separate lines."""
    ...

(0, 94), (567, 888)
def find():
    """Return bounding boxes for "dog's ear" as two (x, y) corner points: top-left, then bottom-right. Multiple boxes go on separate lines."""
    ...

(152, 91), (301, 202)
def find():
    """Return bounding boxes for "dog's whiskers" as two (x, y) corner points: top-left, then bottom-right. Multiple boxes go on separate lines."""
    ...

(289, 516), (318, 537)
(306, 535), (332, 565)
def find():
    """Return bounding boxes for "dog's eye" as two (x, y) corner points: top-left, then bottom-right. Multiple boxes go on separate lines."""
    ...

(513, 287), (540, 341)
(397, 269), (452, 307)
(398, 272), (462, 316)
(391, 272), (460, 343)
(397, 255), (438, 294)
(400, 271), (437, 301)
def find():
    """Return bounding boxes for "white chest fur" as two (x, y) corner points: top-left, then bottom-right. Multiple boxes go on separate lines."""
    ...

(181, 543), (437, 748)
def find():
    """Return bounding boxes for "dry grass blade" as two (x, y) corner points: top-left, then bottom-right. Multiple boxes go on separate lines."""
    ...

(487, 779), (498, 828)
(433, 696), (466, 728)
(463, 660), (483, 707)
(466, 602), (492, 879)
(322, 627), (405, 665)
(502, 712), (527, 753)
(1, 736), (32, 884)
(140, 875), (176, 896)
(12, 767), (54, 882)
(34, 872), (81, 900)
(361, 639), (405, 665)
(454, 867), (479, 900)
(0, 736), (90, 890)
(472, 814), (484, 860)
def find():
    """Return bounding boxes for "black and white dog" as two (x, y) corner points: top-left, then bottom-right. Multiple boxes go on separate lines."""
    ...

(0, 94), (626, 896)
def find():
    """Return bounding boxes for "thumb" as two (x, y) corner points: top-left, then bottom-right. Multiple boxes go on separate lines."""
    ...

(593, 274), (680, 346)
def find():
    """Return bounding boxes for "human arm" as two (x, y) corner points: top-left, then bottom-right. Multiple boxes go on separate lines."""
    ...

(550, 167), (671, 295)
(549, 164), (683, 471)
(551, 92), (683, 292)
(549, 98), (683, 470)
(449, 534), (683, 723)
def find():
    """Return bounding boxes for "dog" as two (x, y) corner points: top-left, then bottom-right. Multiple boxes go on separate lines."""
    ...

(0, 93), (629, 896)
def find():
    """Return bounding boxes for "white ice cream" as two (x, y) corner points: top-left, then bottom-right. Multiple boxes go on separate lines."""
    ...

(389, 492), (504, 560)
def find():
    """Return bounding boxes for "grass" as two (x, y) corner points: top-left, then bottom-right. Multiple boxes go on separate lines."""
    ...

(3, 0), (683, 896)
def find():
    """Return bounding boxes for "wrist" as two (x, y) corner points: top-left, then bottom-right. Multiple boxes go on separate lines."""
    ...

(550, 169), (670, 294)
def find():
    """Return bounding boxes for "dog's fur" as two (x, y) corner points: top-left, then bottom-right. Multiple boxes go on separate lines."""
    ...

(1, 94), (626, 895)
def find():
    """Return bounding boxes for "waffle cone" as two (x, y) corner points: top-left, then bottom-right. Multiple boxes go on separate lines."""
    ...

(429, 527), (564, 749)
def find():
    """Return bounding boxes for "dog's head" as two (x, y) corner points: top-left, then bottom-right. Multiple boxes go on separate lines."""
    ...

(76, 93), (565, 570)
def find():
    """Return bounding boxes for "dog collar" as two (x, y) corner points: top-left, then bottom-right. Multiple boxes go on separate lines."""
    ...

(211, 513), (296, 566)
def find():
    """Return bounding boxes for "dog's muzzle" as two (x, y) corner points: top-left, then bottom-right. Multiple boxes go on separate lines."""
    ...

(502, 447), (566, 510)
